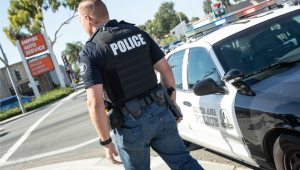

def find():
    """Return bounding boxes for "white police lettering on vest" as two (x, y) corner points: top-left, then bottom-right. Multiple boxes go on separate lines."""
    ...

(110, 34), (147, 56)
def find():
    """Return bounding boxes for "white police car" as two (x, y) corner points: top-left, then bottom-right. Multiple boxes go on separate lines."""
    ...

(161, 6), (300, 170)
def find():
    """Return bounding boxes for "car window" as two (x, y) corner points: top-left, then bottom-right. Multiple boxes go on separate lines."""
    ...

(0, 99), (13, 107)
(168, 50), (185, 89)
(214, 10), (300, 77)
(187, 48), (218, 90)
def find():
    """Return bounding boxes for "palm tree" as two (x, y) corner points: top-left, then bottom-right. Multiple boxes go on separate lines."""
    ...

(146, 21), (160, 43)
(61, 41), (84, 64)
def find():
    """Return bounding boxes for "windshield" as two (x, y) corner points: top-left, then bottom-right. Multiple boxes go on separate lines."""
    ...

(213, 10), (300, 77)
(173, 40), (182, 45)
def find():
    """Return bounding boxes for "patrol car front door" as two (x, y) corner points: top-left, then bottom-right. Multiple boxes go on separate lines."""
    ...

(166, 50), (198, 143)
(182, 46), (254, 163)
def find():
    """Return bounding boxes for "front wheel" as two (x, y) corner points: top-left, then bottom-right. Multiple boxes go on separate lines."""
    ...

(273, 133), (300, 170)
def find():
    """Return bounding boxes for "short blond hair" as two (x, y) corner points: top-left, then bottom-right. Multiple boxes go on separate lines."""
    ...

(78, 0), (109, 21)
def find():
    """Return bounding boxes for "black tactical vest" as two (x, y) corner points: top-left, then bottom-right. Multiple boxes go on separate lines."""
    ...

(87, 22), (158, 105)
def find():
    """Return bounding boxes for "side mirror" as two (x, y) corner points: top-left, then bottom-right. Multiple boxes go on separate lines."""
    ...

(193, 78), (226, 96)
(224, 69), (244, 83)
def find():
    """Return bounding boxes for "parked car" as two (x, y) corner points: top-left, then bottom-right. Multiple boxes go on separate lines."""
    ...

(0, 95), (34, 111)
(160, 45), (170, 55)
(169, 40), (185, 51)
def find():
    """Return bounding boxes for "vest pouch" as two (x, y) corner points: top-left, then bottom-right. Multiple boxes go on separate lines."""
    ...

(149, 84), (165, 107)
(124, 97), (143, 119)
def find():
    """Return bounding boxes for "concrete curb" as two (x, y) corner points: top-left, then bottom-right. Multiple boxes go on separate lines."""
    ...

(24, 157), (254, 170)
(0, 86), (86, 126)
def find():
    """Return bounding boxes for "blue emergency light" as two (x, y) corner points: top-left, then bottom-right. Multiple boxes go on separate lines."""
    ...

(185, 14), (236, 39)
(215, 19), (226, 26)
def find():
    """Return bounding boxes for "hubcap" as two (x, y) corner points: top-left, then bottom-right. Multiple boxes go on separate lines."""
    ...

(285, 149), (300, 170)
(290, 151), (300, 170)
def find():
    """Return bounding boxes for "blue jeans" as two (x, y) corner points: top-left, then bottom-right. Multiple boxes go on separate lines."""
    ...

(114, 102), (203, 170)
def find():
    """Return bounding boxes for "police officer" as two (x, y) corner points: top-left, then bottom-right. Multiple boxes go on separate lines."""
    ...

(78, 0), (203, 169)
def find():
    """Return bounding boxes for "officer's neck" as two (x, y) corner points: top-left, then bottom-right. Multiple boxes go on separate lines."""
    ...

(91, 18), (110, 35)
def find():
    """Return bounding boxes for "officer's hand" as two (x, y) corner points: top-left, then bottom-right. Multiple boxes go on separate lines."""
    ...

(175, 103), (183, 124)
(176, 117), (183, 124)
(104, 143), (123, 165)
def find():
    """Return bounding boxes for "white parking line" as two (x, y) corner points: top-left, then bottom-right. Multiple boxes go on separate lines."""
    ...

(0, 103), (63, 164)
(0, 131), (114, 167)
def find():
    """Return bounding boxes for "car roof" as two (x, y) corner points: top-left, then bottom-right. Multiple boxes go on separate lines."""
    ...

(0, 96), (17, 102)
(171, 6), (300, 55)
(201, 6), (300, 45)
(165, 7), (300, 57)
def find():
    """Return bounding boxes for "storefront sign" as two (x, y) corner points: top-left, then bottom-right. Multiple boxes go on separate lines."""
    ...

(27, 54), (54, 77)
(212, 2), (226, 18)
(20, 34), (47, 57)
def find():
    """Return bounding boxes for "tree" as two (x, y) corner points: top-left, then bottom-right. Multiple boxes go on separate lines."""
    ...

(138, 25), (146, 31)
(73, 64), (81, 79)
(203, 0), (213, 15)
(145, 20), (160, 43)
(191, 17), (200, 22)
(154, 2), (177, 38)
(178, 12), (189, 24)
(3, 0), (81, 47)
(61, 41), (83, 65)
(217, 0), (231, 7)
(153, 2), (189, 39)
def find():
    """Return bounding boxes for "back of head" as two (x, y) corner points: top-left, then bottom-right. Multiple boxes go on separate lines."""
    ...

(79, 0), (109, 22)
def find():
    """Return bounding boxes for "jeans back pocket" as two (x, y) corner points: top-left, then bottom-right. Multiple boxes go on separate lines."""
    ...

(115, 125), (143, 151)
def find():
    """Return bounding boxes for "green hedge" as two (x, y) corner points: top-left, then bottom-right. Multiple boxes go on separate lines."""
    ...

(0, 88), (75, 121)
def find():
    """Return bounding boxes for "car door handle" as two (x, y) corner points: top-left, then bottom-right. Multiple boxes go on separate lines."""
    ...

(183, 101), (192, 107)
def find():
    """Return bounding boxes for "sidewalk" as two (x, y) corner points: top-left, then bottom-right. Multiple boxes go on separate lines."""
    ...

(24, 156), (252, 170)
(0, 81), (86, 126)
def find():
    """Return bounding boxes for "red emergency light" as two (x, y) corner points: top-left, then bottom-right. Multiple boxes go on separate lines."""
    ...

(245, 8), (256, 15)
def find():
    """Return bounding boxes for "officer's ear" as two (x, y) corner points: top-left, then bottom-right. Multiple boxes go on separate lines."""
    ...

(84, 15), (92, 25)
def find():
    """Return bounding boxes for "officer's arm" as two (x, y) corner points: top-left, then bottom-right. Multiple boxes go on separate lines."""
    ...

(86, 84), (110, 141)
(154, 58), (177, 102)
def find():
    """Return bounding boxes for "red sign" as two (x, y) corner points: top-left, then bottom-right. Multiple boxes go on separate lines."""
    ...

(27, 54), (54, 77)
(20, 33), (47, 57)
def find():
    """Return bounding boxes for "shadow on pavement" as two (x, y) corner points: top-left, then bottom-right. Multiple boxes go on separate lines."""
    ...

(0, 132), (9, 137)
(188, 143), (262, 170)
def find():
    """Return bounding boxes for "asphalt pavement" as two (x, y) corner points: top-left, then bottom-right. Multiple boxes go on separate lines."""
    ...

(0, 81), (258, 170)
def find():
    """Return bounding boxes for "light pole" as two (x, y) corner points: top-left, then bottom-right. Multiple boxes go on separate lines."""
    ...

(0, 43), (26, 114)
(225, 0), (231, 14)
(177, 13), (188, 42)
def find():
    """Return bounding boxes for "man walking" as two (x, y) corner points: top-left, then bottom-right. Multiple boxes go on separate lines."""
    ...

(78, 0), (203, 169)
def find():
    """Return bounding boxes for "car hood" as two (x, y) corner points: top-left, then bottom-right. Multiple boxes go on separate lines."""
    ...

(251, 65), (300, 99)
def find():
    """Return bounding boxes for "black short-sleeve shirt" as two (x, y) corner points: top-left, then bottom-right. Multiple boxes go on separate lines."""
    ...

(78, 20), (165, 89)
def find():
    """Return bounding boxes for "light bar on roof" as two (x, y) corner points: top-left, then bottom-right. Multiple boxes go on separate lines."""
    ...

(185, 14), (236, 38)
(215, 19), (226, 26)
(235, 0), (275, 18)
(245, 8), (255, 15)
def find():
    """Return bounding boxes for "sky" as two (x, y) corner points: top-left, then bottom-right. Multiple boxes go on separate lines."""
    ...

(0, 0), (221, 69)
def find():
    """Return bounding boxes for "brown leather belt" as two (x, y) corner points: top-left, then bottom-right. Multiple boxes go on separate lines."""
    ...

(119, 95), (153, 116)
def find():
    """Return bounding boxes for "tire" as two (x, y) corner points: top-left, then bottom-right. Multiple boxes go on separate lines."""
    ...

(273, 132), (300, 170)
(182, 139), (191, 147)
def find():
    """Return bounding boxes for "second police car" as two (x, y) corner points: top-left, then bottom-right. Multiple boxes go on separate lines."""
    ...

(160, 6), (300, 170)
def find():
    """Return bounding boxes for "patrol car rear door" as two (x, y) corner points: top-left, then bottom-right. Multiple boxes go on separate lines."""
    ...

(181, 42), (254, 163)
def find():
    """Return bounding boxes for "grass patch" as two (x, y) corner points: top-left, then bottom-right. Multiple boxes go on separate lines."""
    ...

(0, 87), (75, 121)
